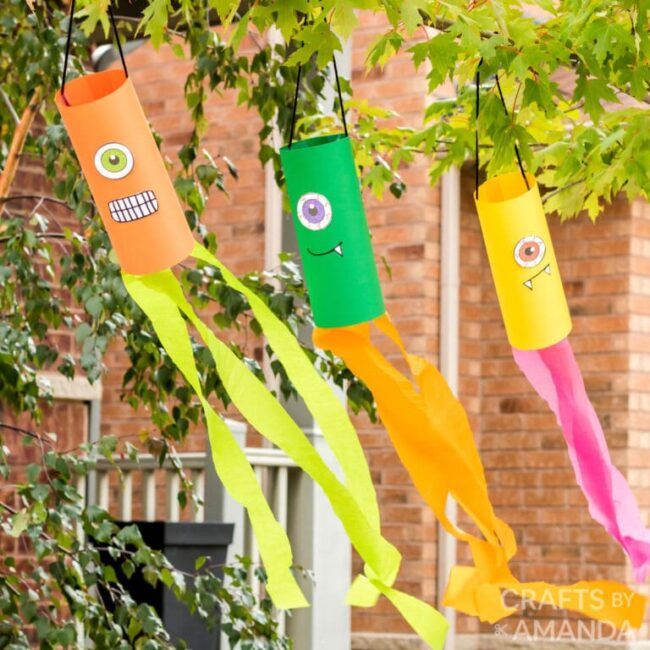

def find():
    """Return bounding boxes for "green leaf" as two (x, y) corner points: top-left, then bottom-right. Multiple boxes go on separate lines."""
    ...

(10, 510), (30, 537)
(574, 75), (619, 123)
(331, 0), (358, 40)
(85, 296), (103, 318)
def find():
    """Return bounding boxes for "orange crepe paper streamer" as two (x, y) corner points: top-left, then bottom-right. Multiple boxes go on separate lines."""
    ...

(55, 69), (195, 275)
(314, 315), (646, 631)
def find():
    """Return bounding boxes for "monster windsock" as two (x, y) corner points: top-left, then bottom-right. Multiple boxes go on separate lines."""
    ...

(282, 64), (646, 631)
(474, 73), (650, 581)
(475, 73), (650, 581)
(281, 134), (385, 327)
(55, 6), (448, 647)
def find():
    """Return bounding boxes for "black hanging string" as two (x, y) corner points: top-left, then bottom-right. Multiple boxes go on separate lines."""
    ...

(288, 53), (349, 148)
(60, 0), (129, 106)
(495, 75), (529, 192)
(332, 54), (349, 139)
(475, 63), (529, 198)
(288, 64), (303, 149)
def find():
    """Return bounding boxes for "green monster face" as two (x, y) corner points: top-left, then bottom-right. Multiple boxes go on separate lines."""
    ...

(280, 135), (385, 328)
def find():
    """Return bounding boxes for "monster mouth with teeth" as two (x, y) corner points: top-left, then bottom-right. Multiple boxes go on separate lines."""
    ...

(307, 241), (344, 257)
(523, 263), (551, 290)
(108, 190), (158, 223)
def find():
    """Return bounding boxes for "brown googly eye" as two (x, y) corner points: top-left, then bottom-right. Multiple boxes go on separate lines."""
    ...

(514, 236), (546, 268)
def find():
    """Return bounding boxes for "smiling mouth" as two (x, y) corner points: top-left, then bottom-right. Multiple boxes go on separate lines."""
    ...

(523, 264), (551, 290)
(108, 190), (158, 223)
(307, 241), (344, 257)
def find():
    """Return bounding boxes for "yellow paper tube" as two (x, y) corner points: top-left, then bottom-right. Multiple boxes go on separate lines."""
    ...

(475, 171), (572, 350)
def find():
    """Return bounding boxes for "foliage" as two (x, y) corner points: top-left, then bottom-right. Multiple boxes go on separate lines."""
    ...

(0, 425), (291, 648)
(0, 0), (648, 645)
(0, 0), (376, 426)
(0, 0), (361, 645)
(62, 0), (649, 220)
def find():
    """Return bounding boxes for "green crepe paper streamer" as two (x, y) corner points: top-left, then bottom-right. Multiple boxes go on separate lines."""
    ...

(192, 243), (379, 530)
(360, 571), (450, 645)
(279, 135), (385, 329)
(188, 244), (447, 648)
(146, 269), (397, 575)
(125, 255), (448, 649)
(122, 271), (308, 610)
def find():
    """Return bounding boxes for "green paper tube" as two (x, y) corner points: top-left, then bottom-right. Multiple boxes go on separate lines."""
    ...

(280, 135), (385, 328)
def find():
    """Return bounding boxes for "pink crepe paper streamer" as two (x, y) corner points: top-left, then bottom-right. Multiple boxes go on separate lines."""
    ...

(512, 338), (650, 582)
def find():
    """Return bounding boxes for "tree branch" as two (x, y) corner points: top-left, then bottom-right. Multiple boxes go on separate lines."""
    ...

(542, 178), (585, 204)
(0, 88), (43, 200)
(0, 195), (73, 209)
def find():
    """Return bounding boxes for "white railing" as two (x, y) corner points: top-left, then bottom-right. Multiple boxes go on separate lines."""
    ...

(95, 450), (215, 523)
(89, 419), (351, 649)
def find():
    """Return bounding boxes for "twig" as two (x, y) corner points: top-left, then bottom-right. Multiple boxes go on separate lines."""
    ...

(0, 232), (70, 244)
(542, 178), (585, 203)
(0, 195), (73, 210)
(0, 87), (20, 125)
(0, 422), (55, 447)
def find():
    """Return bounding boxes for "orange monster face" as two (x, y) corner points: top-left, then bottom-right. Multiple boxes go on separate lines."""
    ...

(55, 69), (194, 275)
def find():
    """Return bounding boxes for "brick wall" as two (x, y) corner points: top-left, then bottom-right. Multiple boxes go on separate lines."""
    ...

(349, 14), (441, 641)
(126, 22), (443, 643)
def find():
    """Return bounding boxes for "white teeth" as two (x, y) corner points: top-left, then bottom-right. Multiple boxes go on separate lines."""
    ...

(334, 244), (343, 256)
(108, 191), (158, 223)
(524, 280), (533, 289)
(544, 265), (551, 274)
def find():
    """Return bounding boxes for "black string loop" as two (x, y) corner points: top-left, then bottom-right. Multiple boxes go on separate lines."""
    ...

(60, 0), (129, 106)
(288, 54), (349, 148)
(475, 61), (529, 198)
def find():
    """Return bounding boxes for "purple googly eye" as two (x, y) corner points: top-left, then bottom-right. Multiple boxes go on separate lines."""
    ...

(296, 192), (332, 231)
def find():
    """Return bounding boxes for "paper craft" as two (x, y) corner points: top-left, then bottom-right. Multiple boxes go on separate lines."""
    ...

(476, 171), (650, 582)
(57, 69), (194, 275)
(281, 133), (646, 631)
(280, 134), (385, 327)
(56, 69), (447, 649)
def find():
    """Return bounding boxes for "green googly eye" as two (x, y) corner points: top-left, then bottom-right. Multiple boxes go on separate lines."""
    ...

(94, 142), (134, 179)
(101, 148), (127, 172)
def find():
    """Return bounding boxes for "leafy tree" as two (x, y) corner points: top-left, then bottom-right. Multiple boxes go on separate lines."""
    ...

(0, 0), (648, 646)
(0, 424), (290, 648)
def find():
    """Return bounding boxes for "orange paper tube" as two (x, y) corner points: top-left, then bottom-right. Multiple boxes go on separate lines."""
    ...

(56, 69), (194, 275)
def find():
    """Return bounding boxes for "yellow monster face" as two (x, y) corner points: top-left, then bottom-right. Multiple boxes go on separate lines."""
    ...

(475, 171), (572, 350)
